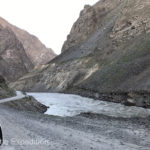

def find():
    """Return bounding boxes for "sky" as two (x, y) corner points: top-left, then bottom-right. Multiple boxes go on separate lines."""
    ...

(0, 0), (98, 54)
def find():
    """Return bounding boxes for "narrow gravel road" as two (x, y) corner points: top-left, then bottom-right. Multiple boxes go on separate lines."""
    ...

(0, 92), (25, 104)
(0, 104), (150, 150)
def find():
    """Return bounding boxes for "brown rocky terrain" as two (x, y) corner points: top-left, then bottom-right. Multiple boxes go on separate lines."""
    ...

(0, 24), (33, 82)
(11, 0), (150, 108)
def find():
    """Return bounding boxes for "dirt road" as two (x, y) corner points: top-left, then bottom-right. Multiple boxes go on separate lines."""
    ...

(0, 104), (150, 150)
(0, 91), (25, 104)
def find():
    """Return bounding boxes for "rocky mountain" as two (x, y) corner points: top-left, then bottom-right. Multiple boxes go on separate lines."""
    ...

(0, 17), (56, 82)
(11, 0), (150, 108)
(0, 17), (56, 66)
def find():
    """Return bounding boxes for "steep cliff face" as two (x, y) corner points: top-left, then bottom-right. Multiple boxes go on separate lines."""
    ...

(11, 0), (150, 108)
(0, 17), (56, 66)
(62, 0), (123, 52)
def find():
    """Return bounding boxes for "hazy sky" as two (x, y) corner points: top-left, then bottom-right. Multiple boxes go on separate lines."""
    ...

(0, 0), (98, 54)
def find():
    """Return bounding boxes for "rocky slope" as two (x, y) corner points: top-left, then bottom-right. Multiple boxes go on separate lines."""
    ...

(0, 17), (56, 66)
(0, 24), (33, 82)
(0, 75), (14, 99)
(3, 96), (48, 113)
(11, 0), (150, 108)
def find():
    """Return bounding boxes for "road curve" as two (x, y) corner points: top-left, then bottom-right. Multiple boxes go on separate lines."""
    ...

(0, 91), (25, 104)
